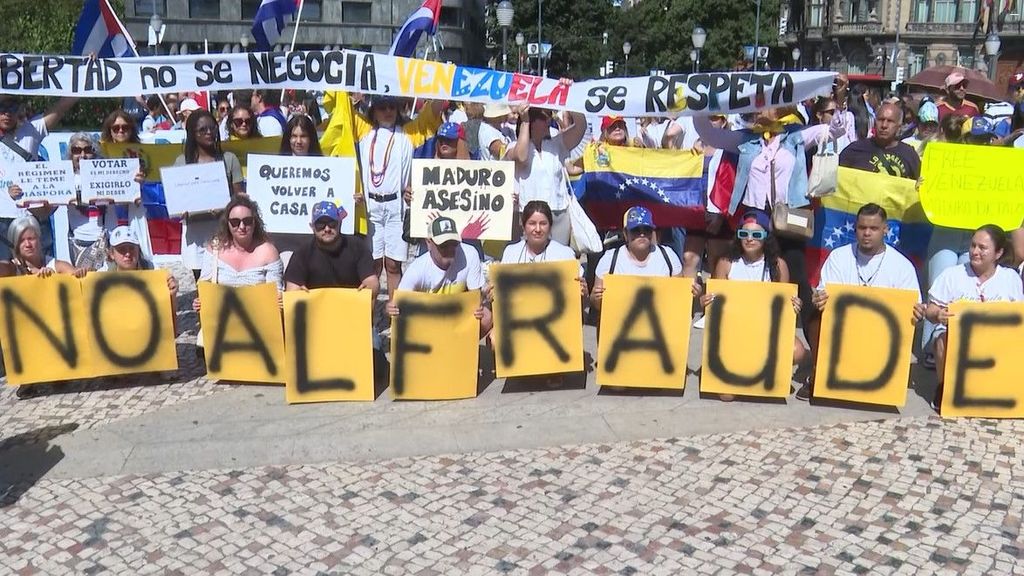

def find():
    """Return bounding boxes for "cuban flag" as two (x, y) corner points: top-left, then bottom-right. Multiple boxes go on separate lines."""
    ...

(251, 0), (301, 52)
(72, 0), (134, 58)
(389, 0), (443, 57)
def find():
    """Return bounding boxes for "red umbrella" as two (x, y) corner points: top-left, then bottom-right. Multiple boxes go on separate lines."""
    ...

(905, 65), (1007, 102)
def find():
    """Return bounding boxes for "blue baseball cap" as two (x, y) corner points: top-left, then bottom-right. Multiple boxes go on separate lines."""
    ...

(969, 116), (996, 137)
(311, 201), (345, 224)
(623, 206), (655, 231)
(437, 122), (460, 140)
(740, 209), (771, 231)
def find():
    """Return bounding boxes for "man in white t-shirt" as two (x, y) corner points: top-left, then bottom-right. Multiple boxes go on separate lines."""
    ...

(388, 216), (491, 333)
(590, 206), (688, 312)
(0, 94), (79, 259)
(799, 203), (925, 400)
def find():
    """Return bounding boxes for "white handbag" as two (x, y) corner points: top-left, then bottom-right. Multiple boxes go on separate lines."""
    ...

(807, 135), (839, 198)
(562, 167), (602, 254)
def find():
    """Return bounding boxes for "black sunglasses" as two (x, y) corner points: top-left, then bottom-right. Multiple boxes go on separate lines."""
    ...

(70, 145), (94, 154)
(228, 216), (255, 228)
(314, 219), (339, 231)
(232, 117), (252, 127)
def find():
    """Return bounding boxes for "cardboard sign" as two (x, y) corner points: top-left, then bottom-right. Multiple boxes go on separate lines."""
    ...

(597, 275), (693, 390)
(700, 280), (798, 399)
(79, 158), (142, 203)
(813, 284), (918, 407)
(941, 301), (1024, 418)
(8, 160), (76, 205)
(283, 288), (375, 404)
(410, 159), (515, 241)
(390, 290), (480, 400)
(197, 281), (286, 384)
(921, 143), (1024, 230)
(246, 154), (357, 234)
(491, 260), (584, 378)
(160, 162), (231, 216)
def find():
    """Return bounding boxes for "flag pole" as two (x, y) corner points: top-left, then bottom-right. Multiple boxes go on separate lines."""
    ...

(280, 0), (306, 105)
(102, 0), (173, 126)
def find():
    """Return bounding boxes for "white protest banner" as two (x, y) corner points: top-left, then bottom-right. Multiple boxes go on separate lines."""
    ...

(160, 163), (230, 216)
(0, 51), (835, 118)
(410, 159), (514, 241)
(79, 158), (141, 203)
(246, 154), (356, 234)
(5, 160), (76, 205)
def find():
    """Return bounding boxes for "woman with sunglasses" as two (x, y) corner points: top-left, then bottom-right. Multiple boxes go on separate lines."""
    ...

(101, 110), (141, 144)
(925, 224), (1023, 412)
(174, 110), (245, 276)
(192, 196), (283, 350)
(226, 104), (262, 141)
(701, 210), (806, 400)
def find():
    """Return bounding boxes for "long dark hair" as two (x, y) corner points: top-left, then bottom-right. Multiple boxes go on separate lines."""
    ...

(182, 110), (224, 164)
(728, 228), (783, 282)
(228, 103), (261, 139)
(520, 200), (553, 227)
(214, 195), (269, 249)
(101, 110), (141, 144)
(848, 85), (872, 140)
(279, 114), (323, 156)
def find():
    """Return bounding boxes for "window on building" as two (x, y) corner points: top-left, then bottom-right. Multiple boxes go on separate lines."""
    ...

(439, 6), (461, 27)
(304, 0), (322, 21)
(908, 46), (927, 76)
(933, 0), (956, 22)
(241, 0), (261, 20)
(189, 0), (219, 18)
(342, 2), (372, 23)
(913, 0), (929, 21)
(958, 0), (977, 22)
(955, 46), (976, 67)
(135, 0), (167, 16)
(808, 0), (825, 26)
(847, 0), (876, 21)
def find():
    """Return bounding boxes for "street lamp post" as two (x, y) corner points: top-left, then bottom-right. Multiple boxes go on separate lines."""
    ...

(515, 32), (525, 74)
(496, 0), (515, 72)
(984, 32), (1001, 82)
(689, 50), (697, 73)
(622, 42), (631, 76)
(792, 47), (801, 70)
(691, 26), (706, 72)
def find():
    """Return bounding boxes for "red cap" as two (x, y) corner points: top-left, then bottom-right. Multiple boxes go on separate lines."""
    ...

(601, 115), (626, 131)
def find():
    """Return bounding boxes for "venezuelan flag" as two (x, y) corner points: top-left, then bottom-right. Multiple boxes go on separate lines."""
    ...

(102, 137), (281, 254)
(581, 144), (706, 230)
(806, 167), (932, 285)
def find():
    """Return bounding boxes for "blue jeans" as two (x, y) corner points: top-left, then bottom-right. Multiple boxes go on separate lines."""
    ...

(920, 227), (971, 351)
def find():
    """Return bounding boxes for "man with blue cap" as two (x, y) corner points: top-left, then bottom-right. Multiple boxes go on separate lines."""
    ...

(284, 200), (378, 299)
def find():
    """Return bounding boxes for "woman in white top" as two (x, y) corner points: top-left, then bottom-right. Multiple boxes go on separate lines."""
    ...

(507, 87), (587, 246)
(925, 224), (1024, 410)
(499, 200), (587, 297)
(701, 210), (806, 400)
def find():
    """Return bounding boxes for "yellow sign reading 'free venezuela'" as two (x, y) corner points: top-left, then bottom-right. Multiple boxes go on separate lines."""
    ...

(920, 142), (1024, 231)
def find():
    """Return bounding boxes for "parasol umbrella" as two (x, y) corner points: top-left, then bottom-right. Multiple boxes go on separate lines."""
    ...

(905, 65), (1007, 102)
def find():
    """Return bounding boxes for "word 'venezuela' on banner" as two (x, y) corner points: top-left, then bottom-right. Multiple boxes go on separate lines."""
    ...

(3, 267), (1024, 419)
(0, 51), (835, 117)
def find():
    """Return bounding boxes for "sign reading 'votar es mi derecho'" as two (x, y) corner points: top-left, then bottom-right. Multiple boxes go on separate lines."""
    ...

(246, 154), (356, 235)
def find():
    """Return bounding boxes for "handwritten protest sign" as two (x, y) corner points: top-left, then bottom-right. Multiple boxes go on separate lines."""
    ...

(79, 158), (141, 203)
(198, 282), (286, 384)
(410, 159), (515, 241)
(700, 280), (798, 399)
(920, 143), (1024, 230)
(246, 154), (356, 234)
(597, 275), (693, 390)
(941, 301), (1024, 418)
(284, 288), (374, 404)
(0, 51), (835, 118)
(390, 290), (480, 400)
(5, 160), (75, 205)
(813, 284), (917, 407)
(160, 162), (231, 216)
(491, 260), (584, 378)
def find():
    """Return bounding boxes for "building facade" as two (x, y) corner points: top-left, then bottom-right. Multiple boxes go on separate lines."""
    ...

(123, 0), (487, 65)
(779, 0), (1024, 89)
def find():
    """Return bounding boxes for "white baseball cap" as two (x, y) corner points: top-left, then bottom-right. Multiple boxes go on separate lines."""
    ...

(179, 98), (201, 112)
(109, 226), (140, 247)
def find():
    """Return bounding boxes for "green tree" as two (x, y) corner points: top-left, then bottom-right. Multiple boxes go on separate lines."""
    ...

(0, 0), (128, 129)
(498, 0), (618, 78)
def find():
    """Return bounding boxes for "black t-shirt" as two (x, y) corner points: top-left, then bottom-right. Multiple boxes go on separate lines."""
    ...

(838, 138), (921, 180)
(284, 235), (375, 289)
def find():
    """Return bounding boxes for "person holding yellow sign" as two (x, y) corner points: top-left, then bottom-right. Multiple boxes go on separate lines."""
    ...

(701, 209), (806, 401)
(925, 224), (1024, 411)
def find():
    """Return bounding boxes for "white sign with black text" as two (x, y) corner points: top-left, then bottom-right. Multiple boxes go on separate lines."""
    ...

(245, 154), (357, 235)
(79, 158), (141, 203)
(160, 162), (231, 216)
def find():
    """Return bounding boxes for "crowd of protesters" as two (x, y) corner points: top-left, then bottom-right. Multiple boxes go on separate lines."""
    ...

(1, 66), (1023, 409)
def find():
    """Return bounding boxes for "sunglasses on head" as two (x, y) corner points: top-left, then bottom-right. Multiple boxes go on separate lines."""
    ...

(232, 117), (252, 127)
(737, 229), (768, 240)
(70, 145), (94, 154)
(110, 123), (132, 133)
(228, 216), (255, 228)
(314, 219), (339, 231)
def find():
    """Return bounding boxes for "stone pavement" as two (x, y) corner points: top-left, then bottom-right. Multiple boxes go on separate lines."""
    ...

(1, 264), (1023, 574)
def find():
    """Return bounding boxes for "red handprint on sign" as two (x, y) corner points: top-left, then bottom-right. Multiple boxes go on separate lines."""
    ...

(460, 212), (491, 240)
